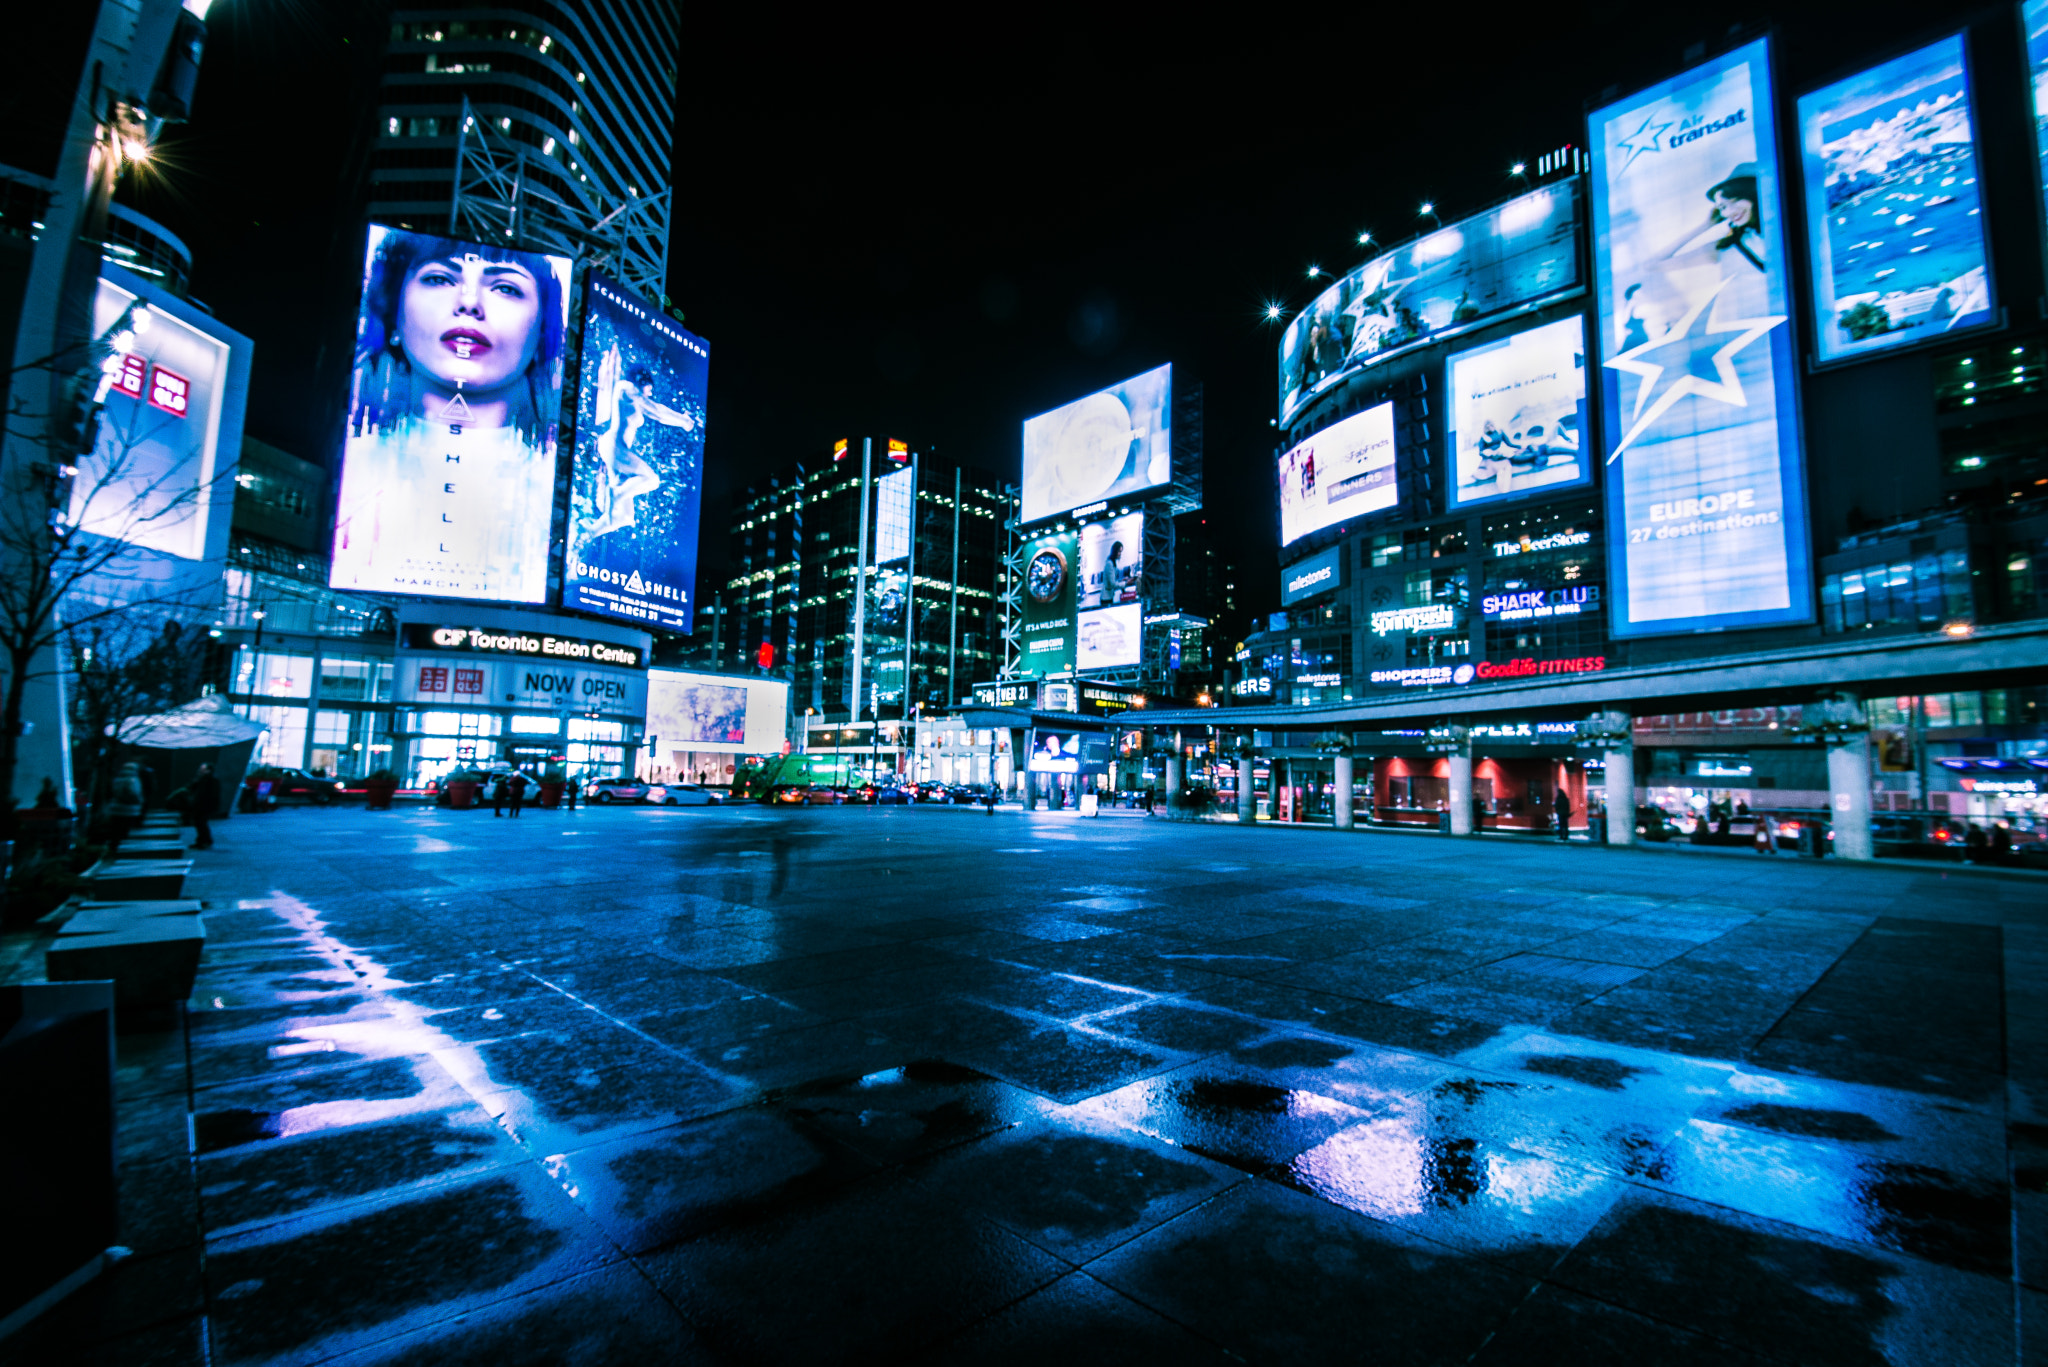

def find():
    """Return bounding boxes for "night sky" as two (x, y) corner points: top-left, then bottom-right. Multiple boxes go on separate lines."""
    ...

(92, 0), (1936, 628)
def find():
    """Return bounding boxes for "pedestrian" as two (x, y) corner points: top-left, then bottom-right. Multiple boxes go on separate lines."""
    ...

(106, 761), (144, 854)
(1755, 812), (1777, 855)
(565, 776), (579, 810)
(1992, 822), (2013, 865)
(508, 772), (527, 817)
(491, 774), (508, 817)
(1965, 823), (1987, 863)
(190, 762), (220, 850)
(137, 762), (158, 813)
(1554, 784), (1572, 842)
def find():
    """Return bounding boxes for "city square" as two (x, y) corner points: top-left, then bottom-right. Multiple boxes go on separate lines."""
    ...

(3, 803), (2039, 1363)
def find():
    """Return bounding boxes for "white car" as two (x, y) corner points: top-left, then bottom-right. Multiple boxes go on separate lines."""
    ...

(586, 778), (653, 804)
(651, 783), (725, 807)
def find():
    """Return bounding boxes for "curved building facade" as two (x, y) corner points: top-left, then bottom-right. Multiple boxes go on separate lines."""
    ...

(370, 0), (678, 252)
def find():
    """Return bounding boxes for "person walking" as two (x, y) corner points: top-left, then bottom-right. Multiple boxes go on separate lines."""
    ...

(106, 761), (144, 854)
(508, 772), (528, 817)
(1554, 784), (1572, 842)
(491, 774), (508, 817)
(190, 763), (220, 850)
(565, 776), (579, 810)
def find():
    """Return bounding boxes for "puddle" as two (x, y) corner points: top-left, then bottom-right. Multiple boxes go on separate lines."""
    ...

(1521, 1055), (1652, 1092)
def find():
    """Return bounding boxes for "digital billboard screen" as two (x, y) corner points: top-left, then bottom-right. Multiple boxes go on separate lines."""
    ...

(1076, 603), (1142, 670)
(645, 669), (789, 760)
(1447, 316), (1590, 508)
(73, 268), (248, 576)
(1797, 35), (1993, 364)
(1021, 364), (1171, 525)
(1018, 528), (1077, 676)
(330, 224), (573, 603)
(1278, 183), (1581, 426)
(1590, 38), (1814, 638)
(1077, 511), (1144, 609)
(566, 271), (709, 630)
(1278, 401), (1396, 547)
(2025, 2), (2048, 259)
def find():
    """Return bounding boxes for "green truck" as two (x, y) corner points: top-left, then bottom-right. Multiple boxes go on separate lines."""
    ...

(734, 752), (859, 802)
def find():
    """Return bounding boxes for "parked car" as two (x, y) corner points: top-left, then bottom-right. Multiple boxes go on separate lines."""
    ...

(587, 777), (654, 804)
(1870, 814), (1966, 861)
(769, 784), (846, 806)
(1634, 805), (1682, 842)
(242, 766), (347, 808)
(652, 783), (725, 807)
(874, 784), (912, 805)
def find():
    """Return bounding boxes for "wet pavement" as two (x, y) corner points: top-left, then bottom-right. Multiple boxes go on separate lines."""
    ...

(3, 802), (2042, 1365)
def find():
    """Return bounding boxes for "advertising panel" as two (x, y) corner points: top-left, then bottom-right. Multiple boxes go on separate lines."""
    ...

(1018, 528), (1078, 676)
(1027, 730), (1111, 774)
(875, 464), (915, 564)
(1076, 511), (1144, 608)
(330, 224), (573, 603)
(1590, 38), (1814, 637)
(1020, 364), (1172, 525)
(1798, 35), (1993, 363)
(1278, 182), (1581, 425)
(1281, 545), (1344, 605)
(395, 656), (647, 714)
(1278, 401), (1397, 547)
(1447, 316), (1591, 508)
(2030, 1), (2048, 242)
(1076, 603), (1142, 671)
(73, 271), (247, 573)
(566, 271), (709, 630)
(645, 669), (788, 756)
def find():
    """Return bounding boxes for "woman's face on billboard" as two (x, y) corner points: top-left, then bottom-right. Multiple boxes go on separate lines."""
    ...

(399, 253), (542, 394)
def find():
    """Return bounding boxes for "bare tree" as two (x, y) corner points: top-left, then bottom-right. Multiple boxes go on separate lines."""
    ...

(65, 612), (217, 828)
(1, 298), (234, 807)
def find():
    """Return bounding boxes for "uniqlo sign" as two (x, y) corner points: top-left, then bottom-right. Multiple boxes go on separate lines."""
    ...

(452, 668), (484, 695)
(418, 666), (449, 693)
(108, 354), (148, 400)
(147, 364), (191, 416)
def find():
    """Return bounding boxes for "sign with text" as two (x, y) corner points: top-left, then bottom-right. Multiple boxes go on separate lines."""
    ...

(399, 622), (645, 670)
(1281, 545), (1344, 606)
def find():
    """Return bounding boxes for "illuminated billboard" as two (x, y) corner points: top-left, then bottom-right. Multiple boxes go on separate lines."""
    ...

(1018, 527), (1077, 676)
(330, 224), (573, 603)
(2025, 2), (2048, 263)
(1077, 511), (1144, 609)
(1021, 364), (1171, 525)
(566, 271), (709, 630)
(646, 669), (788, 756)
(1798, 35), (1993, 363)
(1278, 402), (1396, 547)
(1590, 38), (1814, 637)
(1281, 545), (1343, 606)
(1076, 603), (1142, 670)
(1278, 183), (1581, 426)
(72, 266), (249, 586)
(1447, 316), (1590, 508)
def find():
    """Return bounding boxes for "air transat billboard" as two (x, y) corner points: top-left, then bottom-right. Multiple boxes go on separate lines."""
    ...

(1589, 37), (1814, 637)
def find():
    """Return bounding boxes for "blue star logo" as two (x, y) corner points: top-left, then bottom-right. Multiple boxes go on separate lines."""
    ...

(1605, 279), (1785, 461)
(1615, 112), (1674, 173)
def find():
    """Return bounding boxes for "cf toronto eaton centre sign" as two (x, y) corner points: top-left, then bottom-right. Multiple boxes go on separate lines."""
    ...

(399, 623), (645, 670)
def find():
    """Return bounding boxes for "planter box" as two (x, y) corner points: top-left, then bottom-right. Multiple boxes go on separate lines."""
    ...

(84, 860), (190, 901)
(46, 916), (205, 1005)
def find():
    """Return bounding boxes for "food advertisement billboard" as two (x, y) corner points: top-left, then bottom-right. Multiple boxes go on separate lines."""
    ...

(1446, 316), (1591, 508)
(1278, 183), (1581, 426)
(329, 224), (573, 603)
(566, 271), (709, 630)
(1797, 35), (1993, 363)
(1018, 528), (1078, 676)
(1278, 401), (1397, 547)
(1020, 364), (1172, 525)
(1590, 38), (1814, 637)
(1076, 603), (1142, 671)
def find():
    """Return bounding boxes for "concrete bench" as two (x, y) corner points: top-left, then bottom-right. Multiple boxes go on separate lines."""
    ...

(84, 860), (190, 901)
(57, 901), (204, 937)
(115, 840), (187, 858)
(45, 916), (205, 1005)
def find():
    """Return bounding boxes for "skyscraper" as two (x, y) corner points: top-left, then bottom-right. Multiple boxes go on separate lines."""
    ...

(370, 1), (678, 260)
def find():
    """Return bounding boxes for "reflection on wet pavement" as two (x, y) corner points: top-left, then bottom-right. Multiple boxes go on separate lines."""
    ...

(2, 805), (2038, 1364)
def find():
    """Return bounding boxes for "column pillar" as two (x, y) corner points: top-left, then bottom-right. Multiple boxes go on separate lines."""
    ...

(1448, 746), (1473, 836)
(1333, 753), (1354, 830)
(1828, 733), (1874, 861)
(1605, 742), (1635, 847)
(1164, 754), (1183, 800)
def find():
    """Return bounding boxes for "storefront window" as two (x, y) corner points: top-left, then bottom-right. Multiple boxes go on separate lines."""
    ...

(240, 703), (309, 768)
(234, 649), (314, 699)
(569, 718), (626, 742)
(510, 716), (561, 734)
